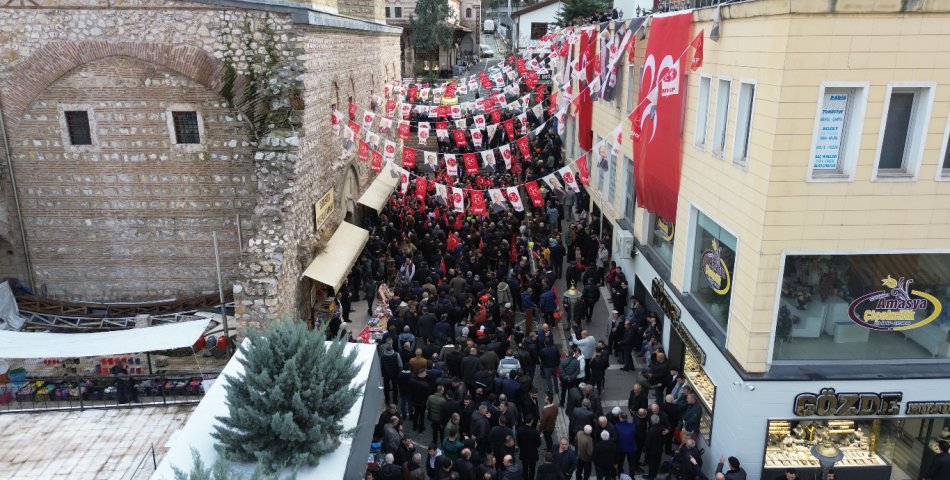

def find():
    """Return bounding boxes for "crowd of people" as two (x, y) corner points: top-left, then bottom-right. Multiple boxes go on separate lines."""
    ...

(349, 63), (709, 480)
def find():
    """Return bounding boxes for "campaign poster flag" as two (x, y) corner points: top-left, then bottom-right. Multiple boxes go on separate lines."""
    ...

(357, 139), (370, 162)
(516, 136), (531, 160)
(559, 166), (580, 192)
(383, 140), (397, 163)
(524, 181), (544, 207)
(469, 190), (487, 216)
(348, 101), (358, 121)
(402, 145), (417, 169)
(576, 154), (590, 186)
(418, 122), (431, 145)
(399, 168), (410, 194)
(435, 182), (449, 205)
(361, 111), (376, 131)
(444, 154), (459, 177)
(452, 187), (465, 213)
(471, 128), (484, 148)
(463, 153), (479, 175)
(453, 129), (469, 147)
(398, 121), (411, 140)
(505, 186), (524, 212)
(499, 144), (513, 170)
(480, 149), (496, 168)
(414, 177), (428, 202)
(331, 108), (342, 136)
(488, 188), (507, 213)
(371, 149), (383, 172)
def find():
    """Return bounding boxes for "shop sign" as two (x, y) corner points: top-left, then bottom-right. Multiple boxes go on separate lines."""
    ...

(700, 239), (730, 295)
(671, 320), (706, 366)
(314, 189), (335, 230)
(905, 401), (950, 415)
(847, 275), (942, 331)
(655, 216), (674, 242)
(793, 388), (902, 417)
(651, 277), (681, 323)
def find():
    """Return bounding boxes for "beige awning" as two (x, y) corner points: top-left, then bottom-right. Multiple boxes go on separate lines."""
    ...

(357, 163), (400, 214)
(302, 221), (369, 292)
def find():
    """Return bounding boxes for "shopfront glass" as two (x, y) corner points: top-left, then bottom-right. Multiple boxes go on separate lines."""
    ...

(681, 340), (715, 443)
(772, 253), (950, 362)
(688, 212), (737, 330)
(646, 214), (675, 269)
(763, 417), (950, 480)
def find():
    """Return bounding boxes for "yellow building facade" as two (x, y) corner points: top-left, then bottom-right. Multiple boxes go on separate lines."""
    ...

(568, 1), (950, 477)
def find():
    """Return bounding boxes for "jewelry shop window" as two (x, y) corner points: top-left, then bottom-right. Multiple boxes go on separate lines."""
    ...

(676, 321), (715, 443)
(772, 253), (950, 362)
(646, 214), (674, 269)
(688, 211), (737, 330)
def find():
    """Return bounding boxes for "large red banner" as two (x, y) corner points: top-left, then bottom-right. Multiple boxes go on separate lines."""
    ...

(633, 11), (691, 224)
(577, 29), (595, 152)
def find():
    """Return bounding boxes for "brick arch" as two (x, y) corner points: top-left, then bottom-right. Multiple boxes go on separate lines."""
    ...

(1, 41), (244, 131)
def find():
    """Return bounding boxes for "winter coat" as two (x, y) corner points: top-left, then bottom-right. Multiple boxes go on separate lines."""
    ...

(615, 421), (638, 453)
(380, 348), (403, 378)
(497, 282), (513, 307)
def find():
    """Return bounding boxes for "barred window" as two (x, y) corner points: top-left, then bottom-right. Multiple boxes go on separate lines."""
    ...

(64, 111), (92, 146)
(172, 111), (200, 144)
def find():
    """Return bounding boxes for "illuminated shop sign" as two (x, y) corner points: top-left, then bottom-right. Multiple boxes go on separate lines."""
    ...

(793, 388), (902, 417)
(700, 239), (731, 295)
(847, 275), (942, 331)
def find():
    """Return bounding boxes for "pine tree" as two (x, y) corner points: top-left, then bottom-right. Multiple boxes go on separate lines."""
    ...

(555, 0), (611, 26)
(409, 0), (454, 52)
(173, 448), (290, 480)
(211, 321), (363, 474)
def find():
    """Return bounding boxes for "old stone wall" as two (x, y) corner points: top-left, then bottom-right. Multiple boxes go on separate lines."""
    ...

(0, 5), (295, 301)
(235, 26), (401, 328)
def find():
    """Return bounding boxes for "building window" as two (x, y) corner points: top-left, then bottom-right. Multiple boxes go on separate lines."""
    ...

(614, 65), (624, 110)
(594, 135), (606, 191)
(646, 214), (674, 269)
(623, 156), (635, 221)
(809, 84), (868, 181)
(694, 76), (711, 148)
(466, 7), (472, 17)
(607, 144), (617, 204)
(688, 210), (737, 330)
(772, 253), (950, 362)
(626, 65), (636, 115)
(732, 81), (755, 166)
(566, 117), (575, 159)
(394, 6), (402, 17)
(875, 85), (933, 179)
(385, 6), (390, 17)
(530, 23), (549, 40)
(172, 111), (201, 144)
(64, 111), (92, 146)
(712, 78), (731, 157)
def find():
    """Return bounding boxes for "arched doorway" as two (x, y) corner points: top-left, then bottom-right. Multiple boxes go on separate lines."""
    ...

(342, 164), (360, 225)
(461, 33), (476, 57)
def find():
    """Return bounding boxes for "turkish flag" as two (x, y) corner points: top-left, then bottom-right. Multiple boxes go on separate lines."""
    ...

(469, 190), (487, 216)
(516, 136), (531, 160)
(371, 149), (383, 172)
(348, 102), (358, 120)
(627, 35), (637, 63)
(576, 154), (590, 185)
(481, 76), (493, 89)
(451, 187), (465, 213)
(444, 154), (459, 177)
(398, 121), (411, 140)
(559, 166), (580, 192)
(502, 119), (515, 139)
(548, 94), (559, 115)
(577, 30), (595, 151)
(463, 153), (479, 175)
(634, 11), (691, 223)
(414, 177), (428, 203)
(516, 58), (527, 76)
(357, 139), (370, 162)
(691, 30), (704, 71)
(402, 145), (416, 169)
(505, 186), (524, 212)
(453, 129), (468, 147)
(447, 232), (461, 252)
(524, 181), (544, 207)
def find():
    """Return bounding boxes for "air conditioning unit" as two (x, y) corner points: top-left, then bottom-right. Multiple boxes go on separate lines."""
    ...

(615, 229), (635, 260)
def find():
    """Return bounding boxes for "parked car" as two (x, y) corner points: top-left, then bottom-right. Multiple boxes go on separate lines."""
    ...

(480, 44), (495, 58)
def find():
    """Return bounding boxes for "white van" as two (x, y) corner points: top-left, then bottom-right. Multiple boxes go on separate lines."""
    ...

(483, 19), (495, 33)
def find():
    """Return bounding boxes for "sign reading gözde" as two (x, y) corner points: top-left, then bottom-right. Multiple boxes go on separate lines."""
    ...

(847, 275), (942, 331)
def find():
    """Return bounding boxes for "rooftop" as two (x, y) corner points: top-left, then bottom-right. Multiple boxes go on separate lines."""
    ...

(0, 405), (194, 480)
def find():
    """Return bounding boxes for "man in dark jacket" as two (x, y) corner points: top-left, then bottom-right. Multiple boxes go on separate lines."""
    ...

(539, 339), (561, 396)
(552, 438), (578, 479)
(581, 280), (600, 324)
(536, 452), (564, 480)
(380, 344), (403, 405)
(377, 453), (403, 480)
(462, 347), (482, 389)
(517, 416), (543, 480)
(454, 448), (477, 480)
(926, 440), (950, 480)
(592, 429), (618, 480)
(409, 370), (431, 432)
(715, 455), (748, 480)
(643, 415), (666, 480)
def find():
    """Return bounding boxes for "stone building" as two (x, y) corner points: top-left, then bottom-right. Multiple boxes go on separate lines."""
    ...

(0, 0), (400, 328)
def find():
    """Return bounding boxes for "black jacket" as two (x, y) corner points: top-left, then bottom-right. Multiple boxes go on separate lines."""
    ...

(592, 440), (618, 468)
(927, 451), (950, 480)
(516, 425), (542, 462)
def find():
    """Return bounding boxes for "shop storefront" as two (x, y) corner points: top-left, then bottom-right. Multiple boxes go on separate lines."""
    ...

(771, 252), (950, 362)
(762, 389), (950, 479)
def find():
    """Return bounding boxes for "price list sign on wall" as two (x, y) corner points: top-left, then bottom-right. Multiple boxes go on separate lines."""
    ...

(813, 91), (849, 171)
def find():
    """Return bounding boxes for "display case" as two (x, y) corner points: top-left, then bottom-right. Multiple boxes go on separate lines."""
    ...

(682, 348), (715, 443)
(762, 419), (892, 480)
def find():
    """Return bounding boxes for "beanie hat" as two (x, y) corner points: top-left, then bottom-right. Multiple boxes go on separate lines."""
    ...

(728, 456), (741, 469)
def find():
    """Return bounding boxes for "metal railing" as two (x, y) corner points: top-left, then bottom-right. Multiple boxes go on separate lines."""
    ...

(124, 444), (158, 480)
(656, 0), (746, 12)
(0, 371), (215, 414)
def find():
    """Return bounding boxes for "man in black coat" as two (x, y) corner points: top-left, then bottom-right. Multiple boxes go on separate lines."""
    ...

(536, 452), (564, 480)
(409, 370), (431, 432)
(643, 415), (667, 480)
(454, 448), (477, 480)
(516, 416), (543, 480)
(925, 440), (950, 480)
(592, 429), (618, 480)
(462, 347), (482, 389)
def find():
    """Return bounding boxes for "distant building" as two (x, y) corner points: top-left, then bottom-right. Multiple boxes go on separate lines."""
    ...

(385, 0), (476, 77)
(511, 0), (563, 54)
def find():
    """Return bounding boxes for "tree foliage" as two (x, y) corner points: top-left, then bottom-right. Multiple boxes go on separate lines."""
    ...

(211, 321), (363, 474)
(173, 448), (292, 480)
(409, 0), (455, 52)
(555, 0), (610, 26)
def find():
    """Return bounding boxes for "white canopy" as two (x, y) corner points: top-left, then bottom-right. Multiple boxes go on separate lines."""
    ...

(356, 162), (399, 214)
(302, 221), (369, 292)
(0, 318), (212, 358)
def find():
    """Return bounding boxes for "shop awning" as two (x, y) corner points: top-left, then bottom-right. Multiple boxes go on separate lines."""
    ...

(356, 163), (399, 214)
(302, 221), (369, 292)
(0, 318), (211, 358)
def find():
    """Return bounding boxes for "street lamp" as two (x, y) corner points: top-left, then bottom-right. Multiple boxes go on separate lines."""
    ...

(563, 281), (582, 329)
(810, 442), (844, 480)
